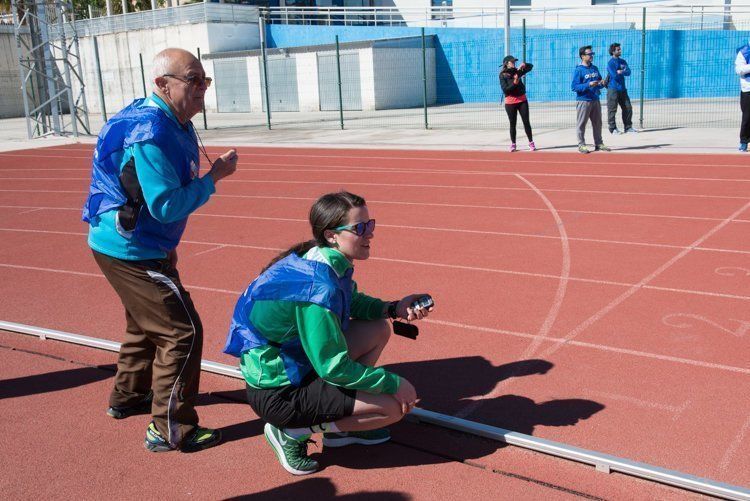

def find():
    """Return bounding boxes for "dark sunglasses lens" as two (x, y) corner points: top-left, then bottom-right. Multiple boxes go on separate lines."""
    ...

(366, 219), (376, 234)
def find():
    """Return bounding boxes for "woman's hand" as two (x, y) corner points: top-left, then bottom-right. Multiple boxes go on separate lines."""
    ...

(395, 294), (434, 321)
(393, 377), (418, 415)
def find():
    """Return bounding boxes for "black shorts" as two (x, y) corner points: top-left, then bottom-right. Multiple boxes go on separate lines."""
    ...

(245, 373), (356, 429)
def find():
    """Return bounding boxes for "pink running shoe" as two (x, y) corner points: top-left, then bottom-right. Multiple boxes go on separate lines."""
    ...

(509, 143), (517, 152)
(528, 141), (536, 151)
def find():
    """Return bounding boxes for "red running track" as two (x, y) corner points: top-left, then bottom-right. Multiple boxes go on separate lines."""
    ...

(0, 145), (748, 491)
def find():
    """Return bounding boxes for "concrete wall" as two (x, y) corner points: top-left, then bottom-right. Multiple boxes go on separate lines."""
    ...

(79, 21), (259, 116)
(372, 47), (435, 109)
(214, 45), (434, 112)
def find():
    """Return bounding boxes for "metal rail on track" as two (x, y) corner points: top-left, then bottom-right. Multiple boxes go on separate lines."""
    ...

(1, 320), (748, 501)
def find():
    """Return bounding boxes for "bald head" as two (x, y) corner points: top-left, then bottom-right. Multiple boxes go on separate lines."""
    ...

(151, 47), (207, 124)
(152, 48), (199, 81)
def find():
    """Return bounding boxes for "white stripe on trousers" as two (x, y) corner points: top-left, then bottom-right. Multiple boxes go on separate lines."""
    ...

(147, 270), (197, 448)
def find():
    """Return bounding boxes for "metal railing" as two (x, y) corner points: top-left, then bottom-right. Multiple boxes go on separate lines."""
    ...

(2, 319), (749, 501)
(262, 4), (750, 31)
(58, 3), (259, 38)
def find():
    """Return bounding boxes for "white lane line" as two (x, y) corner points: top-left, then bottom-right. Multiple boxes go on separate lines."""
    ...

(584, 390), (692, 421)
(455, 174), (571, 419)
(538, 200), (750, 360)
(0, 188), (740, 221)
(3, 227), (750, 299)
(192, 244), (227, 257)
(0, 179), (747, 201)
(0, 263), (237, 294)
(516, 174), (571, 359)
(4, 149), (750, 170)
(2, 166), (749, 182)
(1, 261), (748, 376)
(719, 415), (750, 471)
(423, 318), (750, 375)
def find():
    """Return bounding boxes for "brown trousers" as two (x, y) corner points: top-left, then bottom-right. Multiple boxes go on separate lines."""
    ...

(93, 250), (203, 447)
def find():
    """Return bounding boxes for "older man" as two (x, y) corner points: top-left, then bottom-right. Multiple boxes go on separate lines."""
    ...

(82, 48), (238, 452)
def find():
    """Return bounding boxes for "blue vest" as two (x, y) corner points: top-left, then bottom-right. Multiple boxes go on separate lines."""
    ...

(224, 252), (354, 386)
(81, 98), (200, 252)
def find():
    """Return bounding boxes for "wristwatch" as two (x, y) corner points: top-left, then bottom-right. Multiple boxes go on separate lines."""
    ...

(387, 301), (399, 319)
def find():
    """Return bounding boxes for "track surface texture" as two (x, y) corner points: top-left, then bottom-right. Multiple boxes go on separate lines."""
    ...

(1, 144), (747, 499)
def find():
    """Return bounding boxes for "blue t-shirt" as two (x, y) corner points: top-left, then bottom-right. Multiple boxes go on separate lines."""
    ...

(87, 94), (215, 260)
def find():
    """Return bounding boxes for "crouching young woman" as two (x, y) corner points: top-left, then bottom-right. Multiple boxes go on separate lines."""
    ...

(224, 191), (433, 475)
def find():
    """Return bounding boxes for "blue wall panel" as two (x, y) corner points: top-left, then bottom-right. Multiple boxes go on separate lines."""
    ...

(267, 24), (750, 104)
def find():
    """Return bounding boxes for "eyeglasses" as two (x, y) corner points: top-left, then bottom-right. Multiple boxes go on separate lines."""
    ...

(583, 52), (595, 56)
(333, 219), (376, 236)
(162, 74), (213, 88)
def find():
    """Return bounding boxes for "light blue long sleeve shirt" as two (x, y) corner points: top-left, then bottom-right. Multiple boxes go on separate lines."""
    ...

(88, 94), (215, 260)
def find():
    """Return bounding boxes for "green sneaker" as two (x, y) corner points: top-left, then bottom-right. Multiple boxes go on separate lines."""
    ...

(181, 426), (222, 453)
(595, 143), (612, 152)
(322, 428), (391, 448)
(144, 421), (221, 453)
(264, 423), (319, 475)
(578, 144), (591, 154)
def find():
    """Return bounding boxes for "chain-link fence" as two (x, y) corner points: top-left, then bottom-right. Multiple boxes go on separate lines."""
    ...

(199, 12), (749, 131)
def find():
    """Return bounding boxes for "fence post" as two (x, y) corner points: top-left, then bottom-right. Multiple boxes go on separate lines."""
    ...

(422, 27), (429, 130)
(139, 53), (147, 97)
(335, 35), (344, 130)
(197, 46), (208, 130)
(522, 18), (526, 84)
(260, 14), (272, 129)
(93, 36), (108, 122)
(639, 7), (646, 129)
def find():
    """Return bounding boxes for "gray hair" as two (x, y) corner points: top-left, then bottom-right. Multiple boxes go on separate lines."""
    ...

(151, 51), (171, 82)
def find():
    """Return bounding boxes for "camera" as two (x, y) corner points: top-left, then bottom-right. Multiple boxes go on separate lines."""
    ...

(410, 295), (434, 310)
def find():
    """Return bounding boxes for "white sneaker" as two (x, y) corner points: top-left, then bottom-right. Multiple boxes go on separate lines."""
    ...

(610, 128), (622, 135)
(625, 127), (638, 133)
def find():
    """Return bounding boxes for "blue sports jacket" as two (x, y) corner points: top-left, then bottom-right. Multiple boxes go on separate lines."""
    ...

(82, 98), (202, 253)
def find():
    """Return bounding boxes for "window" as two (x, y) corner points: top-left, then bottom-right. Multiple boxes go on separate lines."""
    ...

(511, 0), (531, 6)
(592, 0), (617, 4)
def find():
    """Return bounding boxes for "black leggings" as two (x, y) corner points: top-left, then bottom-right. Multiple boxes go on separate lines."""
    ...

(505, 101), (533, 143)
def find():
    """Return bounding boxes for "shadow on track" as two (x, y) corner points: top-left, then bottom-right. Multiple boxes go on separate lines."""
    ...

(0, 363), (115, 399)
(225, 477), (409, 500)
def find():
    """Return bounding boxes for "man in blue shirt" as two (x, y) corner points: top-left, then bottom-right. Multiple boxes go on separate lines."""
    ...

(606, 43), (636, 134)
(82, 48), (238, 452)
(571, 45), (611, 154)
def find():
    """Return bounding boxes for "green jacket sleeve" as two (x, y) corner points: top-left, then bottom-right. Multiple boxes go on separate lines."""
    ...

(296, 302), (399, 394)
(350, 281), (387, 320)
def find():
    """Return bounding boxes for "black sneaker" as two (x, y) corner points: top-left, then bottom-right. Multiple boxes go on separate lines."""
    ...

(107, 390), (153, 419)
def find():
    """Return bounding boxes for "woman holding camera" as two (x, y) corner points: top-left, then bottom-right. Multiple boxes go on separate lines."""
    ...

(499, 55), (535, 152)
(224, 191), (432, 475)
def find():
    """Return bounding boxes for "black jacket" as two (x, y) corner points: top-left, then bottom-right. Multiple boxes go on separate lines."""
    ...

(499, 63), (533, 98)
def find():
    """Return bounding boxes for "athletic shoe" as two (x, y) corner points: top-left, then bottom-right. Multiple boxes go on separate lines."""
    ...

(739, 143), (748, 152)
(181, 426), (222, 453)
(595, 144), (612, 152)
(322, 428), (391, 448)
(528, 141), (536, 151)
(144, 421), (222, 453)
(578, 145), (591, 154)
(624, 127), (639, 133)
(264, 423), (319, 475)
(509, 143), (517, 152)
(107, 390), (153, 419)
(610, 128), (622, 135)
(145, 421), (174, 452)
